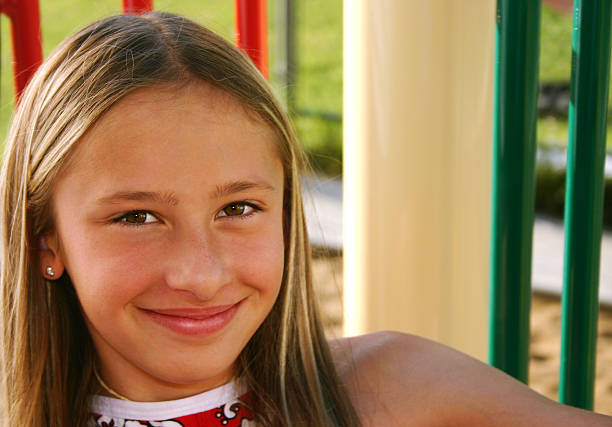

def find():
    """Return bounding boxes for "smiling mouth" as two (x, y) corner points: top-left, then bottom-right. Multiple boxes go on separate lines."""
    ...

(140, 302), (242, 336)
(146, 305), (237, 319)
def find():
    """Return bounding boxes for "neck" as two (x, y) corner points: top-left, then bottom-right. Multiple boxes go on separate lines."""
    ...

(94, 365), (131, 401)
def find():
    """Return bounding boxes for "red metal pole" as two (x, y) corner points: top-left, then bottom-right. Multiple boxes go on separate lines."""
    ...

(235, 0), (268, 79)
(122, 0), (153, 14)
(0, 0), (43, 100)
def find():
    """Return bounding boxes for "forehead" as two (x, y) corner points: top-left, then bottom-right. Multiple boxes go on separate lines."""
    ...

(104, 82), (262, 125)
(55, 82), (283, 196)
(87, 82), (275, 150)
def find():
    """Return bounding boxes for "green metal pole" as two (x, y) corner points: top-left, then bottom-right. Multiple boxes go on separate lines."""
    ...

(559, 0), (612, 410)
(489, 0), (540, 383)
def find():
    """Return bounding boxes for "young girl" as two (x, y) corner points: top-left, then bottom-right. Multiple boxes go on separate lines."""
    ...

(0, 11), (356, 426)
(0, 11), (610, 427)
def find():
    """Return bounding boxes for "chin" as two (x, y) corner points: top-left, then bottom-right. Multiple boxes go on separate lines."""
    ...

(152, 359), (236, 389)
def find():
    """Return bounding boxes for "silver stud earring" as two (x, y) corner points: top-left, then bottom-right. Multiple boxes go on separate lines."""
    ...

(46, 266), (55, 277)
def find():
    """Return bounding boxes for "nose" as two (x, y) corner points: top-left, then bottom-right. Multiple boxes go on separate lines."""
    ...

(164, 232), (231, 300)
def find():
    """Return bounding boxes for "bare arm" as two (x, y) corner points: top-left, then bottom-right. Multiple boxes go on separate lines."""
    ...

(330, 331), (612, 426)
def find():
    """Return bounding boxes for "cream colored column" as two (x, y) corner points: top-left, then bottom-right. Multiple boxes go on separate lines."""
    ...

(343, 0), (495, 360)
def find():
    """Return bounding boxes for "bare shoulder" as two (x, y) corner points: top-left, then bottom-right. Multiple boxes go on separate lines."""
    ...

(329, 331), (612, 426)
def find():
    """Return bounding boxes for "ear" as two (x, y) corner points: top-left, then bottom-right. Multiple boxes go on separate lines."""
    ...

(38, 233), (65, 280)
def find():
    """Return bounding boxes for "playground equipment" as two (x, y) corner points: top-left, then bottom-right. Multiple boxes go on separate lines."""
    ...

(489, 0), (540, 387)
(122, 0), (153, 15)
(235, 0), (268, 79)
(345, 0), (609, 412)
(0, 0), (42, 98)
(492, 0), (611, 410)
(344, 0), (493, 362)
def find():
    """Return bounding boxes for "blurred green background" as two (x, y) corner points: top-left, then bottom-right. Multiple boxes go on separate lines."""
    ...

(0, 2), (608, 177)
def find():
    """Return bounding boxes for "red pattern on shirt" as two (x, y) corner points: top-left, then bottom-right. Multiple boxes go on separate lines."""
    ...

(90, 393), (254, 426)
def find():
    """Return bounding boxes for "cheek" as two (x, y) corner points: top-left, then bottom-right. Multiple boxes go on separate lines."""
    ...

(228, 226), (285, 297)
(58, 227), (160, 310)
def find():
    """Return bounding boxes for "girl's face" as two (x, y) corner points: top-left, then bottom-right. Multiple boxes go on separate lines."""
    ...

(42, 83), (285, 401)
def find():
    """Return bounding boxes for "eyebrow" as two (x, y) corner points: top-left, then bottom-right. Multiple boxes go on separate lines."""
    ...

(96, 191), (179, 206)
(95, 181), (276, 206)
(211, 180), (276, 199)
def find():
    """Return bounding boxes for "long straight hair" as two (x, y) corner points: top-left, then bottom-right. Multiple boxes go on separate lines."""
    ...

(0, 11), (359, 427)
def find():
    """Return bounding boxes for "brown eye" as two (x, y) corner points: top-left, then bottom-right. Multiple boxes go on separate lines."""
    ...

(216, 202), (260, 219)
(222, 203), (246, 216)
(119, 211), (156, 225)
(125, 212), (148, 223)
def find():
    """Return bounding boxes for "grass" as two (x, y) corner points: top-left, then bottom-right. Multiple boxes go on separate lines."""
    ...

(291, 0), (342, 175)
(539, 5), (573, 83)
(538, 5), (612, 153)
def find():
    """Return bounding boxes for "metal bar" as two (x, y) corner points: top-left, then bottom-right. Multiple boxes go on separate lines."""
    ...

(559, 0), (612, 410)
(235, 0), (268, 79)
(489, 0), (540, 383)
(273, 0), (296, 112)
(122, 0), (153, 15)
(0, 0), (43, 100)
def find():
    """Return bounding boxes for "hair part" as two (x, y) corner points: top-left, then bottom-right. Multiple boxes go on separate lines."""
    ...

(0, 11), (359, 426)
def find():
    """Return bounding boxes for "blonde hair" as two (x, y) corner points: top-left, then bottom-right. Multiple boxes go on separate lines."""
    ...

(0, 11), (359, 426)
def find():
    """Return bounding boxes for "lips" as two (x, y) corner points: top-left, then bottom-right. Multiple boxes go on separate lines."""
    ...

(147, 305), (236, 319)
(140, 302), (241, 336)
